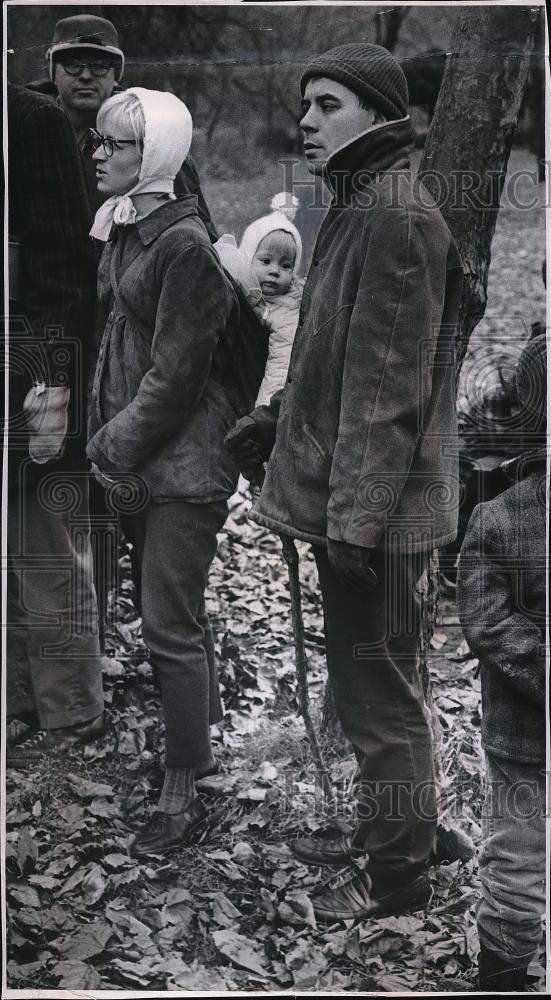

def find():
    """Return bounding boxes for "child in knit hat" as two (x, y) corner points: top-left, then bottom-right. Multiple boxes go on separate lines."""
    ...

(239, 200), (304, 405)
(214, 196), (303, 406)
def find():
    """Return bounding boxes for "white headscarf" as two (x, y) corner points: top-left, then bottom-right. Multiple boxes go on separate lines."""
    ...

(90, 87), (193, 241)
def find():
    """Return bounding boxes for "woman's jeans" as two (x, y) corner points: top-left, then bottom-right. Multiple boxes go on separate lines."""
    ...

(477, 753), (546, 966)
(313, 546), (436, 884)
(126, 498), (228, 768)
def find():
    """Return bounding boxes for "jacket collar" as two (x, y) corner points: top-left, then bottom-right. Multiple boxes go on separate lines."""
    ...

(112, 194), (199, 245)
(324, 116), (414, 202)
(502, 446), (547, 482)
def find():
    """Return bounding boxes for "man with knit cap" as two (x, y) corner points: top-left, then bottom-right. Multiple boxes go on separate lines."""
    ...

(227, 43), (463, 922)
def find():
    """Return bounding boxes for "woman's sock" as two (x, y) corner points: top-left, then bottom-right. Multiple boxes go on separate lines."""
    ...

(157, 765), (196, 814)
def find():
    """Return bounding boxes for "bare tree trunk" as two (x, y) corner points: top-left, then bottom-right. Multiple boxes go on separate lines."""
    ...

(416, 5), (539, 838)
(419, 4), (540, 372)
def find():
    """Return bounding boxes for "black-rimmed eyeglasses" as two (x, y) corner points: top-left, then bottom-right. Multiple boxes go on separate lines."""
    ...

(59, 59), (117, 78)
(89, 128), (138, 158)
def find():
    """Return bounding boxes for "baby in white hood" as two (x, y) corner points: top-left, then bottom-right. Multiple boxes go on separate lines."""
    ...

(215, 194), (304, 407)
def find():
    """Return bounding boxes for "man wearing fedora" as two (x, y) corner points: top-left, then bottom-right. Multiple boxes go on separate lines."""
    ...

(28, 14), (216, 233)
(227, 43), (463, 922)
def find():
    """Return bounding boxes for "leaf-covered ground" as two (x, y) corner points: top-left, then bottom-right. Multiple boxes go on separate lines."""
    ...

(5, 150), (546, 993)
(5, 492), (546, 993)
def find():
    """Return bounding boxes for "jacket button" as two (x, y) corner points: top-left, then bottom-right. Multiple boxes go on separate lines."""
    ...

(313, 258), (320, 266)
(287, 375), (292, 384)
(298, 318), (303, 327)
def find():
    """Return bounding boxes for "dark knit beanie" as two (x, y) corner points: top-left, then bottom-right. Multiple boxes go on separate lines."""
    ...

(301, 43), (409, 121)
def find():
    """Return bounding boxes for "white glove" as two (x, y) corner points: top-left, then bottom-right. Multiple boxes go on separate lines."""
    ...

(23, 383), (70, 464)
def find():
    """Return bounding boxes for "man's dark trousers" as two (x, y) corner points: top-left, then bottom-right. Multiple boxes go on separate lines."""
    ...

(314, 547), (436, 883)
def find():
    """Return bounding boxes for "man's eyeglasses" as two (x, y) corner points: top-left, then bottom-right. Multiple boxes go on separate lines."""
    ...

(59, 59), (116, 78)
(89, 129), (138, 158)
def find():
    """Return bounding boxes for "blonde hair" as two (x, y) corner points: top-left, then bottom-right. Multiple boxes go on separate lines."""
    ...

(97, 91), (145, 150)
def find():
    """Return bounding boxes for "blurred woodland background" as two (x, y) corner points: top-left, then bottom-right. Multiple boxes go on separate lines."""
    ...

(5, 8), (547, 991)
(7, 5), (545, 207)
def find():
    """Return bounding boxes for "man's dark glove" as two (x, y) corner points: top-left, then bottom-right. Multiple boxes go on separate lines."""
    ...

(225, 416), (264, 482)
(327, 538), (379, 591)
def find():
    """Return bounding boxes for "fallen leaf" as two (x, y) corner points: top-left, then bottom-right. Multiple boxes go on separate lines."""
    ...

(254, 762), (278, 781)
(162, 902), (195, 930)
(212, 929), (270, 977)
(362, 933), (408, 960)
(118, 729), (146, 755)
(58, 804), (86, 826)
(9, 885), (41, 909)
(7, 960), (44, 983)
(80, 864), (108, 906)
(28, 874), (61, 890)
(6, 809), (32, 826)
(111, 869), (141, 888)
(277, 891), (317, 928)
(166, 958), (234, 991)
(374, 915), (425, 935)
(105, 905), (154, 940)
(42, 904), (74, 931)
(285, 939), (327, 988)
(430, 631), (448, 650)
(103, 853), (132, 870)
(437, 696), (462, 712)
(232, 841), (254, 862)
(238, 785), (268, 802)
(87, 797), (120, 819)
(16, 830), (38, 875)
(111, 957), (162, 986)
(66, 773), (114, 799)
(102, 656), (126, 677)
(259, 887), (277, 921)
(45, 856), (78, 877)
(13, 907), (45, 933)
(165, 887), (193, 906)
(56, 921), (112, 960)
(54, 960), (102, 989)
(376, 970), (419, 991)
(210, 891), (241, 928)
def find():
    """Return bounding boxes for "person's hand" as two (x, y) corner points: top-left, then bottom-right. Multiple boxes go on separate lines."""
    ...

(327, 539), (378, 591)
(225, 416), (264, 482)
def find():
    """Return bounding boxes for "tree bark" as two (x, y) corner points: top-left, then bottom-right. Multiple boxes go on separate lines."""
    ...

(419, 5), (541, 373)
(416, 5), (539, 833)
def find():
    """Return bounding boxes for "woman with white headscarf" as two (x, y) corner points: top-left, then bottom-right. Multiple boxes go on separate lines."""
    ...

(87, 89), (240, 857)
